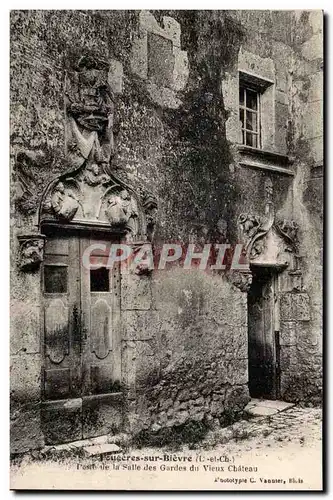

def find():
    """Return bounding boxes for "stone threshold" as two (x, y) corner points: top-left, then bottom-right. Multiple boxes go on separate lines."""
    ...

(41, 433), (129, 456)
(245, 398), (295, 417)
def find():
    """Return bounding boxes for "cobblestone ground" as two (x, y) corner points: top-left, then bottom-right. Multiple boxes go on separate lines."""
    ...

(11, 406), (322, 490)
(197, 406), (322, 452)
(12, 406), (322, 461)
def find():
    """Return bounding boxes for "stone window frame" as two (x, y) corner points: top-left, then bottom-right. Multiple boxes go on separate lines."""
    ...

(238, 71), (274, 152)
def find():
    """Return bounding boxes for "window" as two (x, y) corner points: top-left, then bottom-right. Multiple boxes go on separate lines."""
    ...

(238, 71), (274, 150)
(239, 86), (261, 148)
(90, 267), (110, 292)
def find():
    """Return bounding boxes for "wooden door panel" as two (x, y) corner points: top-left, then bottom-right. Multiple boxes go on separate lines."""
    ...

(248, 270), (276, 399)
(42, 234), (83, 444)
(262, 280), (274, 397)
(85, 238), (111, 269)
(90, 364), (116, 394)
(44, 368), (71, 400)
(90, 297), (112, 359)
(80, 237), (121, 396)
(44, 237), (69, 256)
(42, 236), (81, 399)
(41, 399), (82, 445)
(248, 277), (265, 398)
(80, 236), (123, 438)
(44, 298), (69, 364)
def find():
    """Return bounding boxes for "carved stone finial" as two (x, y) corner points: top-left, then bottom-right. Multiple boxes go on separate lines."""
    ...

(18, 234), (46, 272)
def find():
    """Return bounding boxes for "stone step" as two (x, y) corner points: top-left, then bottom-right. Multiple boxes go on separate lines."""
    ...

(43, 434), (109, 453)
(83, 443), (121, 456)
(245, 399), (295, 417)
(40, 432), (129, 455)
(246, 406), (279, 416)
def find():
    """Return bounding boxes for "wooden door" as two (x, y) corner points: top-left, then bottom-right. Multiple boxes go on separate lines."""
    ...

(41, 229), (123, 444)
(248, 268), (278, 399)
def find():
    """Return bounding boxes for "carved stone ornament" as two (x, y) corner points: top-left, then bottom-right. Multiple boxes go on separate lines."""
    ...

(18, 234), (46, 271)
(275, 217), (299, 252)
(238, 213), (262, 251)
(105, 188), (139, 235)
(238, 206), (274, 261)
(40, 168), (157, 242)
(50, 181), (80, 221)
(238, 213), (298, 261)
(65, 55), (114, 170)
(228, 270), (253, 292)
(238, 176), (278, 261)
(13, 150), (54, 217)
(142, 194), (158, 241)
(42, 173), (138, 232)
(237, 176), (299, 266)
(38, 55), (158, 243)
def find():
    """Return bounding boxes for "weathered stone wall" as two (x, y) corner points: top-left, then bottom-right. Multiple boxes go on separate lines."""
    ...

(10, 9), (322, 452)
(122, 268), (249, 435)
(279, 11), (323, 403)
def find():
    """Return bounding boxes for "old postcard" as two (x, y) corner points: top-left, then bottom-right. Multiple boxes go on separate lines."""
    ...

(10, 9), (323, 490)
